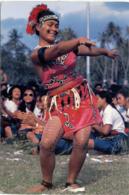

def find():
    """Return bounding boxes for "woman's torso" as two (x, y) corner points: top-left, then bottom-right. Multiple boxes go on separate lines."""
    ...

(101, 104), (125, 133)
(34, 47), (79, 90)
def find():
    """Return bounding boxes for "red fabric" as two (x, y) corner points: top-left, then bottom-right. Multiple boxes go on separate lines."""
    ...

(38, 51), (102, 134)
(45, 85), (102, 135)
(111, 128), (129, 135)
(125, 128), (129, 134)
(40, 52), (77, 90)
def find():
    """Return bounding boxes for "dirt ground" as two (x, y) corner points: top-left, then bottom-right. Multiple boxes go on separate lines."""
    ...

(0, 141), (129, 195)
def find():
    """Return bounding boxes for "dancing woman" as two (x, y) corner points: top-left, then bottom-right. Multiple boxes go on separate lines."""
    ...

(26, 4), (118, 192)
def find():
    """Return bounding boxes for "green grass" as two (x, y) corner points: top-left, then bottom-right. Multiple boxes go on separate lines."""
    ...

(0, 143), (129, 194)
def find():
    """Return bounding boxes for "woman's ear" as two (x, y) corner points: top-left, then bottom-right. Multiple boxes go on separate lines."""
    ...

(127, 97), (129, 102)
(36, 23), (41, 33)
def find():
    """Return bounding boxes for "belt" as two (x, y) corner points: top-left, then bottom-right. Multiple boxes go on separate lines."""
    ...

(48, 76), (84, 97)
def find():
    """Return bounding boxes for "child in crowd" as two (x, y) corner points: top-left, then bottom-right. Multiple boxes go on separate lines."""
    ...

(88, 91), (128, 154)
(117, 87), (129, 135)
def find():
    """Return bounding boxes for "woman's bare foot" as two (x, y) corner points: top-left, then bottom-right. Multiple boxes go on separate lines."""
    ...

(26, 180), (53, 193)
(26, 184), (47, 193)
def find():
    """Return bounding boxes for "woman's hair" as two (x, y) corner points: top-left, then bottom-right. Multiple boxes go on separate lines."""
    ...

(96, 90), (112, 104)
(8, 85), (22, 100)
(117, 87), (129, 98)
(18, 87), (36, 112)
(26, 4), (59, 36)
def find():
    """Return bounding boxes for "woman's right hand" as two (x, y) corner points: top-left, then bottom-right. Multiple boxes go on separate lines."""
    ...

(78, 37), (96, 47)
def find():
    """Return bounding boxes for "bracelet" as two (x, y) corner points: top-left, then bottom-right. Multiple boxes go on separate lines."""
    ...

(79, 42), (86, 46)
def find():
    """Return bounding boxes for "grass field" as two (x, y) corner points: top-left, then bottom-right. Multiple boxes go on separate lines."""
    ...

(0, 142), (129, 194)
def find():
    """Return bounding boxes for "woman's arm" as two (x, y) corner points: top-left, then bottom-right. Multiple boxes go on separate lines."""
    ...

(2, 73), (8, 84)
(77, 45), (118, 59)
(92, 124), (112, 136)
(31, 37), (96, 64)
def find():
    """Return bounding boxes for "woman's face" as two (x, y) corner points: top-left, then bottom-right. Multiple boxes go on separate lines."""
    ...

(36, 96), (42, 109)
(23, 89), (34, 103)
(38, 20), (59, 43)
(97, 95), (105, 109)
(12, 88), (21, 99)
(41, 95), (48, 109)
(117, 93), (127, 107)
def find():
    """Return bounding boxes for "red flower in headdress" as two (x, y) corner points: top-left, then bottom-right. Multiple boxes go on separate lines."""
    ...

(26, 4), (48, 35)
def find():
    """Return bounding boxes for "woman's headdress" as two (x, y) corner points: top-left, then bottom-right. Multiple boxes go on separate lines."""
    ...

(26, 4), (59, 35)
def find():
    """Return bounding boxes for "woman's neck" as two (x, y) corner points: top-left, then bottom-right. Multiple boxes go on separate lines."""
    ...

(125, 102), (129, 110)
(12, 98), (20, 105)
(38, 38), (53, 47)
(102, 102), (108, 111)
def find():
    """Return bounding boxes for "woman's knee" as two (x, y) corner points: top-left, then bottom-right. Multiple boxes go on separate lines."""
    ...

(73, 139), (88, 151)
(40, 139), (56, 152)
(73, 127), (91, 151)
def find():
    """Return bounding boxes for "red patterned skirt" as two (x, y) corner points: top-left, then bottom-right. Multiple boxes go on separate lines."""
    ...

(43, 79), (102, 135)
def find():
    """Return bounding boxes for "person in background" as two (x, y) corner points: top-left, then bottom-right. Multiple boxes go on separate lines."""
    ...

(0, 68), (8, 92)
(16, 87), (37, 135)
(94, 83), (103, 93)
(2, 86), (22, 142)
(117, 87), (129, 132)
(88, 91), (128, 154)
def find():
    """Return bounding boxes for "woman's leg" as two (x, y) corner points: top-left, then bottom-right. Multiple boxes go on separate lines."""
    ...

(27, 132), (39, 144)
(40, 116), (63, 184)
(66, 126), (91, 185)
(5, 126), (13, 138)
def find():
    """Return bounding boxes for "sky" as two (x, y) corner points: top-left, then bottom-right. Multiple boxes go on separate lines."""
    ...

(1, 1), (129, 22)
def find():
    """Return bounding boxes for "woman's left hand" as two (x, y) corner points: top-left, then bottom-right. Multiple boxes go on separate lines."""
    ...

(106, 49), (119, 59)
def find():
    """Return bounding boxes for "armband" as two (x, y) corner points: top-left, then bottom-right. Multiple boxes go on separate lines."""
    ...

(38, 47), (47, 64)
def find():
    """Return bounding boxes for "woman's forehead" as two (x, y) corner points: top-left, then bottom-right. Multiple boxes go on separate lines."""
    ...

(45, 20), (59, 25)
(25, 89), (33, 93)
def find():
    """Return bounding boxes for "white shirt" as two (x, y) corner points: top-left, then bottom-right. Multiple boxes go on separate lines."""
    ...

(116, 105), (129, 122)
(100, 104), (125, 134)
(4, 99), (18, 113)
(34, 106), (43, 119)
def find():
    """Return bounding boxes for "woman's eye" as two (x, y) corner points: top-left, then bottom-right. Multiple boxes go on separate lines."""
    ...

(55, 25), (59, 28)
(48, 24), (52, 27)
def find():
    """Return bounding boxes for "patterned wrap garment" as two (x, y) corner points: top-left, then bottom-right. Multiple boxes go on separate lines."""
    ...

(35, 46), (102, 135)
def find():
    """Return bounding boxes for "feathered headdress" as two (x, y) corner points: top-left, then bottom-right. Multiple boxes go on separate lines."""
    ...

(26, 4), (48, 35)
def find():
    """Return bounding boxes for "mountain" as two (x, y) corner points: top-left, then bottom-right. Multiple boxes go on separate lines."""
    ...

(1, 10), (128, 49)
(1, 18), (38, 49)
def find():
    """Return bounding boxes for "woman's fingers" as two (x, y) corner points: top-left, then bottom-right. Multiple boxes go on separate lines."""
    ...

(79, 37), (96, 47)
(85, 40), (96, 47)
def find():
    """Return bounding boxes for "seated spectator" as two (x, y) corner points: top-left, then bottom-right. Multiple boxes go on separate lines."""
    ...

(14, 86), (44, 146)
(117, 87), (129, 131)
(88, 91), (128, 154)
(16, 87), (36, 131)
(0, 68), (8, 92)
(33, 95), (43, 120)
(1, 86), (22, 142)
(4, 85), (22, 114)
(0, 97), (11, 141)
(94, 83), (103, 93)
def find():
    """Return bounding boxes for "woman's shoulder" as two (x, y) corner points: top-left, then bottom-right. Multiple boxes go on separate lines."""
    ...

(104, 104), (113, 113)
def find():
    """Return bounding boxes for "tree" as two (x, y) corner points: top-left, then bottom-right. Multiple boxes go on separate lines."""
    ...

(1, 29), (39, 85)
(93, 22), (129, 86)
(57, 27), (77, 41)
